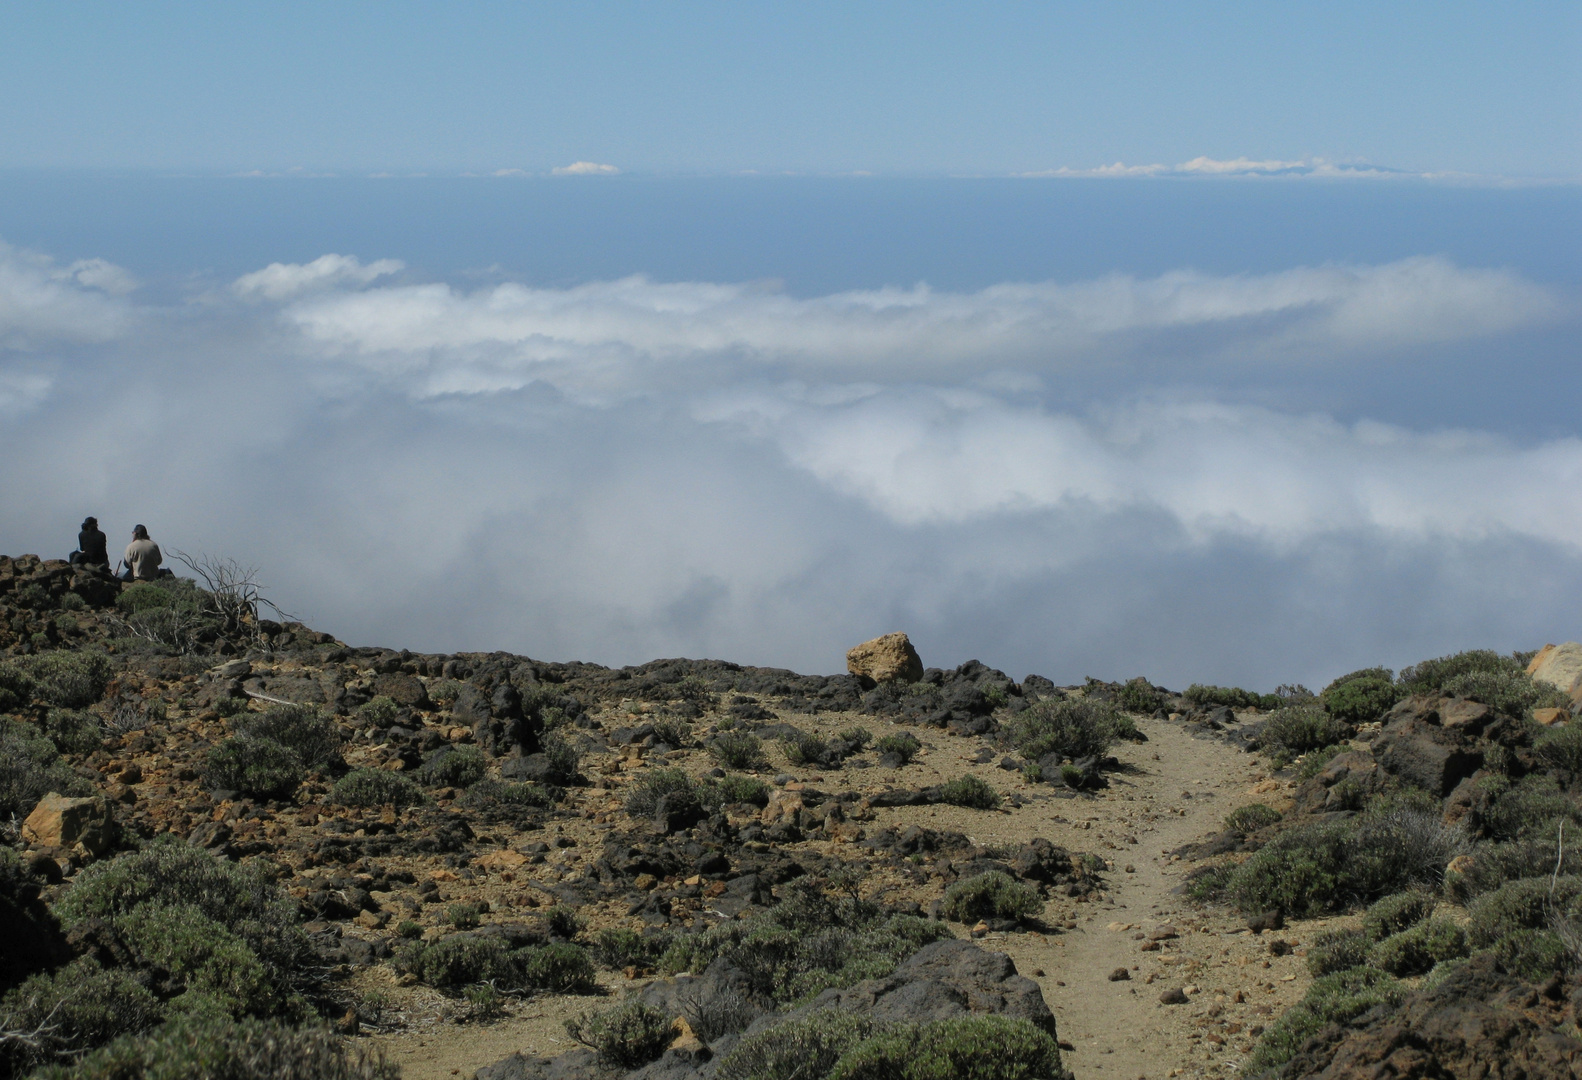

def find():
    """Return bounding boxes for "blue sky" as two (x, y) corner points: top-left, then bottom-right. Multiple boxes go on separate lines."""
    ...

(0, 5), (1579, 689)
(1, 2), (1577, 176)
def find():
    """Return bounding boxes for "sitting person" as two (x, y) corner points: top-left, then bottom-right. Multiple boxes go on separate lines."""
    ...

(70, 516), (110, 569)
(120, 524), (163, 582)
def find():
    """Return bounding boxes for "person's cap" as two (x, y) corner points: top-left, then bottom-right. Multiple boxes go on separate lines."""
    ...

(83, 516), (97, 526)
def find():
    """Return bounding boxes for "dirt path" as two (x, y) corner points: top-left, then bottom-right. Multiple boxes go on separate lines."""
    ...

(375, 712), (1328, 1080)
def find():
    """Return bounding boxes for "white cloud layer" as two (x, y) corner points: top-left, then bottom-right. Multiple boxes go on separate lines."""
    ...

(231, 254), (405, 301)
(271, 257), (1560, 399)
(551, 161), (620, 176)
(1021, 156), (1418, 180)
(2, 241), (1580, 688)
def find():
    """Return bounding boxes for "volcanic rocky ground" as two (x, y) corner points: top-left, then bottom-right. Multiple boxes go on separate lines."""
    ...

(3, 552), (1582, 1080)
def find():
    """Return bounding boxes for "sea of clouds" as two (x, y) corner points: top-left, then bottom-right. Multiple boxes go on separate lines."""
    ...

(2, 238), (1578, 689)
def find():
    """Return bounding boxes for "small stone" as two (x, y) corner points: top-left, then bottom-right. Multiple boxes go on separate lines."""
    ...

(1267, 939), (1291, 956)
(1159, 987), (1188, 1004)
(1148, 924), (1179, 940)
(355, 909), (389, 930)
(970, 921), (990, 938)
(1183, 984), (1199, 995)
(1108, 967), (1131, 981)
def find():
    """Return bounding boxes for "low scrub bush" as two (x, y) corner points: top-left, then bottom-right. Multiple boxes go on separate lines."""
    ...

(1307, 927), (1370, 976)
(827, 1015), (1066, 1080)
(447, 903), (481, 930)
(707, 773), (770, 807)
(0, 718), (92, 815)
(1258, 704), (1351, 766)
(1467, 875), (1582, 948)
(780, 730), (830, 767)
(1320, 668), (1401, 726)
(1488, 927), (1572, 980)
(716, 1011), (877, 1080)
(938, 774), (1000, 810)
(331, 768), (424, 808)
(457, 779), (554, 818)
(539, 731), (581, 785)
(0, 959), (162, 1072)
(566, 1001), (673, 1068)
(591, 928), (672, 971)
(1442, 669), (1564, 717)
(1115, 676), (1167, 715)
(1536, 724), (1582, 779)
(836, 726), (873, 749)
(1362, 890), (1435, 941)
(425, 679), (465, 705)
(203, 735), (303, 799)
(235, 705), (342, 768)
(357, 696), (401, 727)
(625, 768), (700, 818)
(874, 732), (920, 764)
(397, 935), (594, 993)
(57, 838), (307, 978)
(0, 661), (36, 712)
(650, 717), (690, 748)
(1249, 967), (1404, 1074)
(33, 1016), (399, 1080)
(545, 905), (582, 939)
(21, 651), (111, 709)
(1476, 774), (1582, 841)
(709, 731), (765, 770)
(44, 708), (104, 754)
(1368, 917), (1467, 976)
(419, 745), (487, 788)
(115, 901), (287, 1016)
(1227, 811), (1465, 917)
(942, 871), (1043, 923)
(1183, 684), (1279, 711)
(1224, 804), (1282, 836)
(1005, 698), (1132, 763)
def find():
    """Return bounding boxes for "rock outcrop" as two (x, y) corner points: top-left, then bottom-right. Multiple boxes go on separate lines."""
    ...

(846, 632), (924, 686)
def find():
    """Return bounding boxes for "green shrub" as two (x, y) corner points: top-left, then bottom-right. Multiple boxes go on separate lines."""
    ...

(448, 903), (481, 930)
(1536, 724), (1582, 778)
(545, 905), (583, 939)
(1115, 676), (1166, 715)
(939, 774), (1000, 810)
(539, 731), (581, 784)
(1307, 927), (1370, 976)
(419, 745), (486, 788)
(0, 718), (92, 816)
(115, 582), (173, 615)
(1487, 927), (1572, 980)
(1183, 863), (1236, 903)
(837, 726), (873, 749)
(827, 1015), (1067, 1080)
(22, 651), (111, 709)
(213, 694), (248, 718)
(875, 732), (921, 764)
(1467, 875), (1582, 947)
(517, 942), (596, 992)
(0, 661), (36, 712)
(1248, 967), (1403, 1074)
(235, 705), (342, 768)
(203, 735), (303, 799)
(1183, 684), (1277, 710)
(712, 773), (771, 807)
(426, 679), (465, 705)
(1362, 890), (1435, 941)
(1320, 668), (1401, 726)
(1224, 803), (1282, 836)
(1369, 917), (1467, 976)
(1226, 810), (1463, 917)
(1477, 774), (1582, 841)
(114, 902), (285, 1016)
(44, 708), (104, 754)
(1258, 704), (1351, 766)
(33, 1016), (399, 1080)
(1005, 698), (1131, 762)
(591, 929), (670, 974)
(395, 920), (424, 940)
(457, 778), (555, 817)
(332, 768), (424, 808)
(1399, 650), (1521, 693)
(625, 768), (699, 818)
(356, 696), (400, 727)
(57, 839), (307, 978)
(650, 717), (690, 747)
(716, 1010), (877, 1080)
(780, 730), (830, 767)
(566, 1001), (673, 1068)
(710, 731), (765, 770)
(942, 871), (1043, 923)
(0, 959), (162, 1071)
(399, 935), (595, 992)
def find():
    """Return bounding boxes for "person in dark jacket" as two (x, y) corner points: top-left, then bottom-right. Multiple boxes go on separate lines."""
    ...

(71, 516), (110, 569)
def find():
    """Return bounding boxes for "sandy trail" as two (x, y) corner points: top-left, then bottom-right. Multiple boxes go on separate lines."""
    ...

(376, 712), (1323, 1080)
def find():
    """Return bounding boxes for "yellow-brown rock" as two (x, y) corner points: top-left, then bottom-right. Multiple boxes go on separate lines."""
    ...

(22, 792), (115, 856)
(846, 632), (924, 684)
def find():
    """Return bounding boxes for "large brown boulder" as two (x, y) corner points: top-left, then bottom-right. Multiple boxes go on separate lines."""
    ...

(846, 632), (924, 685)
(22, 793), (115, 857)
(1529, 642), (1582, 707)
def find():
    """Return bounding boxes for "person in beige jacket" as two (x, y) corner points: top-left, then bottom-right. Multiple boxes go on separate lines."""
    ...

(120, 525), (163, 582)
